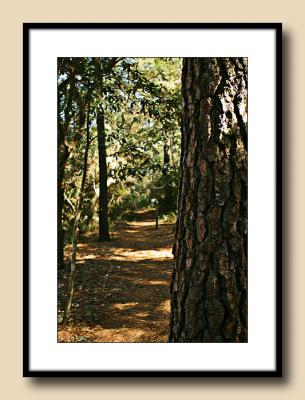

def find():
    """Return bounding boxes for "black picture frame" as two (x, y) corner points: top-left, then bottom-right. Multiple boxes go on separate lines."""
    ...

(23, 22), (282, 378)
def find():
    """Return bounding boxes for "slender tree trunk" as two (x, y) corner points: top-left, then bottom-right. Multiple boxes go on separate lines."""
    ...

(169, 58), (248, 342)
(169, 135), (173, 165)
(162, 136), (172, 212)
(57, 66), (76, 269)
(155, 202), (159, 229)
(97, 107), (111, 241)
(62, 104), (91, 323)
(163, 137), (171, 166)
(57, 140), (69, 269)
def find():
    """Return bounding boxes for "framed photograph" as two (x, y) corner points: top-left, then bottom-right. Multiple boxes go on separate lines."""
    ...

(23, 23), (282, 377)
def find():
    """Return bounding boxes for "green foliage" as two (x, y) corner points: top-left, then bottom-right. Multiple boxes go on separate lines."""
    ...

(161, 212), (177, 224)
(58, 57), (182, 241)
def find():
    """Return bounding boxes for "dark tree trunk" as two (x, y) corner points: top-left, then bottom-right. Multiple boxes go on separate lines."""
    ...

(94, 58), (123, 241)
(97, 107), (111, 241)
(169, 58), (248, 343)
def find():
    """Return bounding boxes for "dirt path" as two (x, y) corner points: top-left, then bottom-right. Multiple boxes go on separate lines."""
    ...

(58, 209), (174, 342)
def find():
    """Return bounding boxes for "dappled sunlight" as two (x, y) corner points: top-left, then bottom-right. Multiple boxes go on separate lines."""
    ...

(129, 220), (163, 227)
(82, 254), (99, 260)
(112, 302), (139, 311)
(157, 299), (171, 313)
(57, 58), (184, 343)
(74, 245), (173, 263)
(121, 248), (172, 261)
(58, 211), (175, 343)
(138, 280), (169, 286)
(135, 311), (149, 318)
(58, 324), (149, 343)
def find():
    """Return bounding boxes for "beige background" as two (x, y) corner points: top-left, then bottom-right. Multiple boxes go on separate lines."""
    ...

(0, 0), (304, 398)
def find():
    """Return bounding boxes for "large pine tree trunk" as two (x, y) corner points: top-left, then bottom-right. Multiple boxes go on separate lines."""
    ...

(97, 107), (111, 241)
(169, 58), (248, 343)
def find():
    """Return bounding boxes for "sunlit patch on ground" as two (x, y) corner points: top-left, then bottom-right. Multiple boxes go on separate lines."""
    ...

(121, 249), (172, 260)
(112, 302), (139, 310)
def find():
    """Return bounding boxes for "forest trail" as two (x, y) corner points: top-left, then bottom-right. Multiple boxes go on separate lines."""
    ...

(58, 209), (175, 343)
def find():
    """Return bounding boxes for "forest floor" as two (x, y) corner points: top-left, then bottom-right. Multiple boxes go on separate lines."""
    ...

(58, 209), (175, 343)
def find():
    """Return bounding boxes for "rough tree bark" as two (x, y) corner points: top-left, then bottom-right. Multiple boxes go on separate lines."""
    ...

(169, 58), (248, 342)
(97, 107), (111, 241)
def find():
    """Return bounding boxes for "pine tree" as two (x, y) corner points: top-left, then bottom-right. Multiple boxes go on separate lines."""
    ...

(169, 58), (248, 342)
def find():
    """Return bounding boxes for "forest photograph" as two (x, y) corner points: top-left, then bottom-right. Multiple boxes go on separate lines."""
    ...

(57, 56), (248, 344)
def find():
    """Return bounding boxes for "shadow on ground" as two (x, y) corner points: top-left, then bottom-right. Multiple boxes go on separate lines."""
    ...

(58, 209), (175, 343)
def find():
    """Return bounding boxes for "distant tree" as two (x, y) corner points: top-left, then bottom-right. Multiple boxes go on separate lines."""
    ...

(96, 105), (111, 240)
(94, 57), (126, 241)
(169, 58), (248, 342)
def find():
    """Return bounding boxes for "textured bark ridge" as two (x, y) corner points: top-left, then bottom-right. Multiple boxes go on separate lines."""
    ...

(169, 58), (248, 342)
